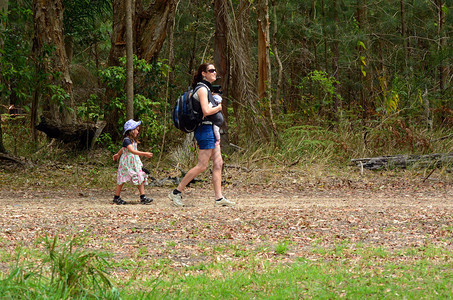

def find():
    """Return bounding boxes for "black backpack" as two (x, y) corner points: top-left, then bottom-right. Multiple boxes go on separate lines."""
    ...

(172, 84), (204, 133)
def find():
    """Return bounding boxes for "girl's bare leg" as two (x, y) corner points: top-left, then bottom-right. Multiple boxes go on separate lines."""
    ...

(138, 182), (145, 195)
(115, 183), (124, 196)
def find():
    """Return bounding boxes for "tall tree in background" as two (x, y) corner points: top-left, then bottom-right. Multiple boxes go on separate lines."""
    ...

(0, 0), (7, 152)
(257, 0), (271, 100)
(226, 0), (270, 140)
(109, 0), (177, 66)
(32, 0), (74, 125)
(270, 0), (283, 107)
(436, 0), (448, 93)
(106, 0), (177, 134)
(125, 0), (134, 120)
(214, 0), (229, 145)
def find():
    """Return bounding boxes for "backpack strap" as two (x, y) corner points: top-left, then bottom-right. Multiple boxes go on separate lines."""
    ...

(194, 82), (215, 105)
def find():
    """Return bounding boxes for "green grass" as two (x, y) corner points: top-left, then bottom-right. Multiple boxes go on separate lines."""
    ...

(1, 236), (452, 299)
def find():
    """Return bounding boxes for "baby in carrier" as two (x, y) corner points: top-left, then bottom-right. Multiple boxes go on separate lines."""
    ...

(208, 92), (224, 145)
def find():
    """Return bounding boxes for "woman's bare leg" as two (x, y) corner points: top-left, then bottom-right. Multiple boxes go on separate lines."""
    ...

(211, 144), (223, 199)
(177, 149), (213, 192)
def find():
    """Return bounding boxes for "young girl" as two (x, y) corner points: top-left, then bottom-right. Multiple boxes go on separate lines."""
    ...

(112, 119), (153, 205)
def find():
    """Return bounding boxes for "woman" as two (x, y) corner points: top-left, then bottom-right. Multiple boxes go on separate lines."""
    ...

(168, 63), (235, 207)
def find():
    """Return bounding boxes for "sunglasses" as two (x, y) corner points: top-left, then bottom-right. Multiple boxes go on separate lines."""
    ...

(207, 69), (216, 73)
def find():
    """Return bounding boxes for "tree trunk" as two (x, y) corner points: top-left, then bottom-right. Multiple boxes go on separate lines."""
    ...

(271, 0), (283, 112)
(135, 0), (177, 61)
(0, 0), (7, 49)
(0, 0), (7, 152)
(321, 0), (328, 72)
(436, 0), (447, 92)
(257, 0), (271, 100)
(214, 0), (230, 146)
(125, 0), (134, 120)
(400, 0), (408, 68)
(33, 0), (74, 125)
(331, 0), (340, 115)
(226, 0), (269, 141)
(356, 0), (370, 118)
(106, 0), (176, 135)
(109, 0), (176, 64)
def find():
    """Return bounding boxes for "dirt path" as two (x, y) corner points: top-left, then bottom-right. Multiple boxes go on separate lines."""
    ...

(1, 179), (452, 274)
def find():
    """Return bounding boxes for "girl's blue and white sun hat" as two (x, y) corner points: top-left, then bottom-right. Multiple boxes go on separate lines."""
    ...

(123, 119), (141, 135)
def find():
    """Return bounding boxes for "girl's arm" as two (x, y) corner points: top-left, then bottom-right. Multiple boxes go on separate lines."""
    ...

(126, 144), (153, 158)
(113, 148), (123, 161)
(198, 87), (222, 117)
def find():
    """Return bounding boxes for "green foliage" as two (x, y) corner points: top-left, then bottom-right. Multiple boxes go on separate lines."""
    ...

(275, 240), (290, 255)
(98, 56), (170, 152)
(0, 234), (118, 299)
(77, 94), (102, 122)
(0, 6), (34, 109)
(2, 235), (452, 299)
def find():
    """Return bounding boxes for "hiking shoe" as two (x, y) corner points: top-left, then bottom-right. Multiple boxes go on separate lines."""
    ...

(168, 191), (184, 207)
(215, 197), (235, 207)
(140, 196), (153, 204)
(113, 197), (127, 205)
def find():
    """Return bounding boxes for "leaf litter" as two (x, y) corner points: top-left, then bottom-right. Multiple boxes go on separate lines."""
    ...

(0, 166), (452, 278)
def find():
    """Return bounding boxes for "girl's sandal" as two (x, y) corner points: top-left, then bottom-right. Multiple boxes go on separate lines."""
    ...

(113, 197), (127, 205)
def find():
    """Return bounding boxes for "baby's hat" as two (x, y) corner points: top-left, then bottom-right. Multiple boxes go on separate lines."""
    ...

(123, 119), (141, 135)
(213, 94), (222, 103)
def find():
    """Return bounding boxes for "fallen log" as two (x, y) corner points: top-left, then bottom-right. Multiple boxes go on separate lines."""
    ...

(0, 152), (34, 168)
(351, 152), (453, 170)
(36, 117), (106, 149)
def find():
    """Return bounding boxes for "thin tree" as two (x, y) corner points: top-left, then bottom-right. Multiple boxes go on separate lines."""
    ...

(270, 0), (283, 110)
(106, 0), (176, 135)
(257, 0), (271, 100)
(157, 0), (179, 168)
(0, 0), (7, 152)
(125, 0), (134, 120)
(436, 0), (448, 92)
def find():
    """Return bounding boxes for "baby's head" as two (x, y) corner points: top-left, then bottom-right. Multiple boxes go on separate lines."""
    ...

(212, 94), (222, 104)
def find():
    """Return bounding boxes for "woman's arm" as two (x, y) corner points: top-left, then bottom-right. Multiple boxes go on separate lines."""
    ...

(126, 144), (153, 158)
(198, 87), (222, 117)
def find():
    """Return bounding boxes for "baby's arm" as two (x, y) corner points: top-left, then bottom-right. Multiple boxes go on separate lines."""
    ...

(126, 145), (153, 158)
(113, 148), (123, 161)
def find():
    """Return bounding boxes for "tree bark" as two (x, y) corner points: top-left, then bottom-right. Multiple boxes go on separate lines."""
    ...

(226, 0), (270, 141)
(331, 0), (340, 115)
(0, 0), (7, 49)
(0, 0), (7, 152)
(214, 0), (230, 145)
(33, 0), (74, 125)
(106, 0), (176, 136)
(109, 0), (176, 65)
(135, 0), (177, 62)
(125, 0), (134, 120)
(400, 0), (408, 68)
(436, 0), (447, 92)
(271, 0), (283, 112)
(257, 0), (271, 100)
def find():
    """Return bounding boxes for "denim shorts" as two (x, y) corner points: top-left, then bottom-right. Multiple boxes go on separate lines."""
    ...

(194, 124), (215, 150)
